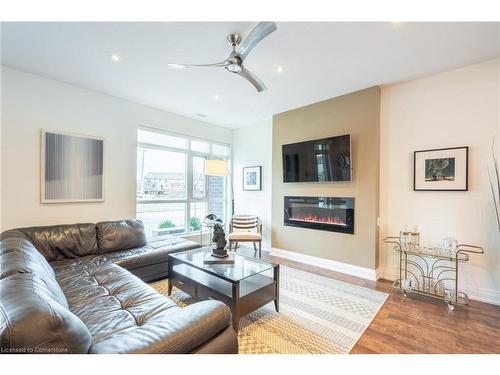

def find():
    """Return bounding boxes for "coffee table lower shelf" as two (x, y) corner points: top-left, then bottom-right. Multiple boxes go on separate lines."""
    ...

(167, 262), (280, 332)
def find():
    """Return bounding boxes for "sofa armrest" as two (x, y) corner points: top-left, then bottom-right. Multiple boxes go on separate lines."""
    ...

(89, 300), (236, 354)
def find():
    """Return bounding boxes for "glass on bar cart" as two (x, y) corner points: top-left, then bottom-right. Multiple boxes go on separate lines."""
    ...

(410, 225), (420, 248)
(442, 237), (459, 257)
(399, 225), (410, 250)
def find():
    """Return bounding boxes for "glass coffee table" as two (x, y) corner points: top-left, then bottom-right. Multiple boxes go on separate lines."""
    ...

(168, 247), (279, 332)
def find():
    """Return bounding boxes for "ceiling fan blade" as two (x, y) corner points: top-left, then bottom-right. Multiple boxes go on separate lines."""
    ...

(239, 22), (277, 60)
(167, 61), (229, 69)
(236, 68), (267, 92)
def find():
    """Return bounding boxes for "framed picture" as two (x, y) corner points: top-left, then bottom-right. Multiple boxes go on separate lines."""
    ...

(243, 166), (262, 191)
(414, 146), (468, 191)
(41, 129), (105, 203)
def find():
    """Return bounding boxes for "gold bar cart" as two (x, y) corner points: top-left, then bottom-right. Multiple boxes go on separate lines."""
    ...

(383, 237), (484, 310)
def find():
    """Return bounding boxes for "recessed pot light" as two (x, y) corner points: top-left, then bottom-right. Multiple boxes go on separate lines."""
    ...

(277, 66), (284, 74)
(213, 94), (220, 101)
(111, 53), (121, 62)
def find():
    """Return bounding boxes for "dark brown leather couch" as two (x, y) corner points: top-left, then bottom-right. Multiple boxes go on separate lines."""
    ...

(0, 220), (238, 354)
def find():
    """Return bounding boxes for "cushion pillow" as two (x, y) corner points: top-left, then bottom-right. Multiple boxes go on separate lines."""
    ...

(16, 223), (98, 261)
(96, 219), (147, 253)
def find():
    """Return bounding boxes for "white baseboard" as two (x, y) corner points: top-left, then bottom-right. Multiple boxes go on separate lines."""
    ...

(377, 267), (500, 306)
(269, 247), (378, 282)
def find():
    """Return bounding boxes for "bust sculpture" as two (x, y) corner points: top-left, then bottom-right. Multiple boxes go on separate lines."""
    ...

(211, 223), (228, 258)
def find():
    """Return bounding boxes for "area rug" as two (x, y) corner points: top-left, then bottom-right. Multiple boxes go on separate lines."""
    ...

(151, 266), (388, 354)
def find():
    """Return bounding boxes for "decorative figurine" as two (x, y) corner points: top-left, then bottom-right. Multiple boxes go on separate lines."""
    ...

(203, 213), (218, 225)
(211, 223), (228, 258)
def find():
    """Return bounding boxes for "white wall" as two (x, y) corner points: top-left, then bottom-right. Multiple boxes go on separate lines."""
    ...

(1, 67), (232, 230)
(379, 58), (500, 305)
(232, 119), (272, 248)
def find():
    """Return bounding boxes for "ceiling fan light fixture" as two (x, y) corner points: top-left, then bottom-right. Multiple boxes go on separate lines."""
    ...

(226, 64), (241, 73)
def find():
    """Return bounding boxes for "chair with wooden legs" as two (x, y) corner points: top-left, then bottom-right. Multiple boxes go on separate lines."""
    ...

(228, 215), (263, 258)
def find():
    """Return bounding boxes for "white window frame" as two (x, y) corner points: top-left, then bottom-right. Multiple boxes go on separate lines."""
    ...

(136, 126), (230, 235)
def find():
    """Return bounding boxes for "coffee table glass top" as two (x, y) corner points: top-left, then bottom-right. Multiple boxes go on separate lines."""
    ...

(169, 247), (276, 282)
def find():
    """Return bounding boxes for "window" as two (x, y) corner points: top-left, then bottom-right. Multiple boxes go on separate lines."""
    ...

(192, 156), (206, 198)
(137, 147), (187, 200)
(138, 129), (188, 149)
(191, 140), (209, 153)
(136, 128), (229, 239)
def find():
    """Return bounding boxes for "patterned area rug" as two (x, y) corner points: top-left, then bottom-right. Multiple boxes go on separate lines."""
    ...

(151, 266), (388, 354)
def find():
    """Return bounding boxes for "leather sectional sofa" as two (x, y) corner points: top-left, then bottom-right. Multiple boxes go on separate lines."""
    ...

(0, 219), (238, 354)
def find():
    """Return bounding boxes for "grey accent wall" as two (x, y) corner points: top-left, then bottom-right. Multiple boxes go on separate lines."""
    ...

(272, 87), (380, 270)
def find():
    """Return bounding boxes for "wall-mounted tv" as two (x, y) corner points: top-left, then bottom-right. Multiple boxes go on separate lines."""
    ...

(282, 134), (351, 183)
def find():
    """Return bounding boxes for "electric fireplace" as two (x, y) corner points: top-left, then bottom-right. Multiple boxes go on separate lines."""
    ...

(284, 196), (354, 234)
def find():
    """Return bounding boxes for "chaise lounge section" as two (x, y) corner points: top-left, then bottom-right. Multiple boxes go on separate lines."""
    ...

(0, 219), (238, 354)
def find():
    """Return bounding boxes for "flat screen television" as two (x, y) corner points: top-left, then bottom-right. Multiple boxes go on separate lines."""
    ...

(282, 134), (351, 183)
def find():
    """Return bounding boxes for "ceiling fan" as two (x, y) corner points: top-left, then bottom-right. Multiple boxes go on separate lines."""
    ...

(167, 22), (277, 92)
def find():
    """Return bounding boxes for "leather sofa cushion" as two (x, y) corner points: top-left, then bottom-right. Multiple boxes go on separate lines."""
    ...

(105, 236), (199, 270)
(0, 273), (92, 353)
(15, 223), (98, 261)
(190, 326), (239, 354)
(0, 229), (30, 241)
(88, 300), (233, 354)
(52, 258), (177, 342)
(96, 219), (146, 253)
(1, 237), (55, 279)
(0, 236), (68, 308)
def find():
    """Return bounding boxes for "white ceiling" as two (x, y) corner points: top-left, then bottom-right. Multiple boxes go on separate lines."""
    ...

(1, 22), (499, 128)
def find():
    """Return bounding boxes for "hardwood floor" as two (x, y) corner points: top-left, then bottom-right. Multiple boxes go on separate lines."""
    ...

(235, 247), (500, 354)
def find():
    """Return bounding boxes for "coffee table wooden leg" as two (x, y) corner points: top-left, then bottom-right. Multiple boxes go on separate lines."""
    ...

(274, 265), (280, 312)
(232, 282), (240, 333)
(167, 259), (173, 296)
(232, 314), (240, 333)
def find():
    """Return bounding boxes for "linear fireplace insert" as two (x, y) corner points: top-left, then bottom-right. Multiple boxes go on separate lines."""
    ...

(284, 196), (354, 234)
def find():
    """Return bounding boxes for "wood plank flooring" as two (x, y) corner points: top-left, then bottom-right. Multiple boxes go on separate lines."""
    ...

(235, 247), (500, 354)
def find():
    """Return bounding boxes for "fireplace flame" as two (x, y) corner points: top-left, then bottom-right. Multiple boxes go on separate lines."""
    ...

(289, 214), (347, 226)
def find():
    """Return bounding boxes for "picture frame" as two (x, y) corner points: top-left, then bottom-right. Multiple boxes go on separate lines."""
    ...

(41, 129), (105, 203)
(413, 146), (468, 191)
(243, 166), (262, 191)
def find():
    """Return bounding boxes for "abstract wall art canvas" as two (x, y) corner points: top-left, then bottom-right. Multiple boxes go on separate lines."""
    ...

(41, 130), (104, 202)
(414, 146), (468, 191)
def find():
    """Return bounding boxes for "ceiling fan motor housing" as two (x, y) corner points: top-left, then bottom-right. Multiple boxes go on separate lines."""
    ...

(227, 33), (242, 47)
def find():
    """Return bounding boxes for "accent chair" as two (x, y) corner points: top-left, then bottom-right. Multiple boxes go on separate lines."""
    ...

(228, 215), (263, 258)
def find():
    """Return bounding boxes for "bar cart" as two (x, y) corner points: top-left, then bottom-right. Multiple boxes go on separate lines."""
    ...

(383, 237), (484, 310)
